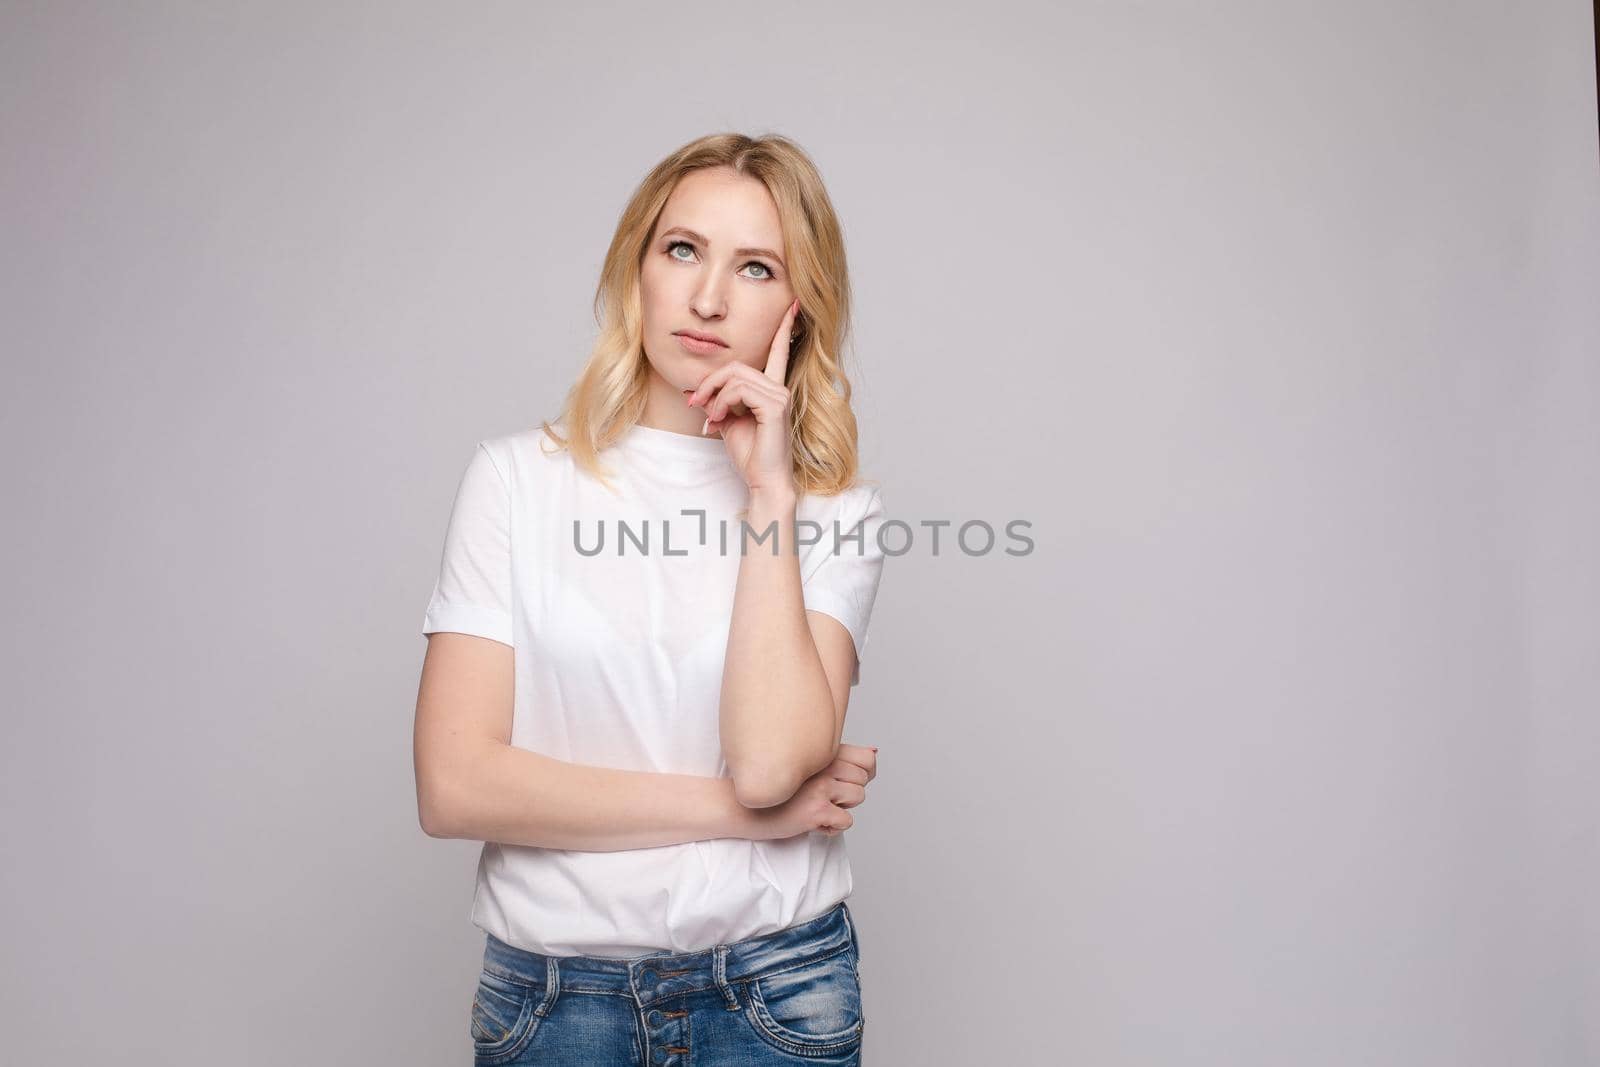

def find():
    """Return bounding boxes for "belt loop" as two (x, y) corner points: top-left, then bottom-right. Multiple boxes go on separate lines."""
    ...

(536, 956), (562, 1016)
(840, 901), (861, 975)
(712, 944), (741, 1011)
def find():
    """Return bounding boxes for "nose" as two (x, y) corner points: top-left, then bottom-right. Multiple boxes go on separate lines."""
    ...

(689, 272), (727, 320)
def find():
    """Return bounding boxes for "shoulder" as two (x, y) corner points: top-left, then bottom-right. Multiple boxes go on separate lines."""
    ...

(799, 479), (885, 526)
(477, 422), (571, 485)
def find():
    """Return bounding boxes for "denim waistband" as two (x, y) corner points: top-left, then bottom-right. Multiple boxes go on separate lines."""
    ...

(481, 900), (858, 1011)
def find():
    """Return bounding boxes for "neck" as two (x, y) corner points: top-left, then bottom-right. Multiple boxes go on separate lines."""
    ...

(640, 365), (714, 437)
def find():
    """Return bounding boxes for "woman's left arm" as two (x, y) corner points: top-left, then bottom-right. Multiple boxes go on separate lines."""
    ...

(687, 298), (851, 809)
(720, 486), (853, 809)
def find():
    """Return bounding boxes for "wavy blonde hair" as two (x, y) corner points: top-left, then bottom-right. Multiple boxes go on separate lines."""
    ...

(537, 132), (862, 497)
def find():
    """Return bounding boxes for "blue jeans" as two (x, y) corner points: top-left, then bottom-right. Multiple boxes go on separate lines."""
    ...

(469, 900), (866, 1065)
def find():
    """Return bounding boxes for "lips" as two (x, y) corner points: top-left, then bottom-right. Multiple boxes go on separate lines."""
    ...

(674, 330), (727, 346)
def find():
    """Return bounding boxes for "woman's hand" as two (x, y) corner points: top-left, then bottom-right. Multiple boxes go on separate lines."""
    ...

(745, 742), (879, 841)
(684, 298), (800, 496)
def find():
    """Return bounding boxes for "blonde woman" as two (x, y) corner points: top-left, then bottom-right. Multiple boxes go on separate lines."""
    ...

(415, 132), (889, 1065)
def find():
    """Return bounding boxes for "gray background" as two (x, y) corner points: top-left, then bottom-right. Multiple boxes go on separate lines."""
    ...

(3, 1), (1596, 1064)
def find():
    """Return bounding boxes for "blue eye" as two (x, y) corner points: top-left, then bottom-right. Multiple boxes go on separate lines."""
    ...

(665, 240), (775, 281)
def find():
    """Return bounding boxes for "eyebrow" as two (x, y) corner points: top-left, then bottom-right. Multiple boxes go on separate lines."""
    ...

(659, 226), (785, 268)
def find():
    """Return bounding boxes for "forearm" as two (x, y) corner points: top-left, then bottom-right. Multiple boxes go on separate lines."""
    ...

(424, 739), (762, 850)
(720, 487), (838, 807)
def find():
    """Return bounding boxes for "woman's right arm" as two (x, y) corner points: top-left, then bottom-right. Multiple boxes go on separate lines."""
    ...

(414, 631), (765, 850)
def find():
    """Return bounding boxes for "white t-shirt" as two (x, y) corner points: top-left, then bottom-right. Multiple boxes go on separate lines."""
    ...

(421, 419), (888, 957)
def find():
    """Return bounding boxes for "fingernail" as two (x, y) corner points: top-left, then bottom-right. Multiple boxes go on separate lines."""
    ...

(701, 417), (711, 435)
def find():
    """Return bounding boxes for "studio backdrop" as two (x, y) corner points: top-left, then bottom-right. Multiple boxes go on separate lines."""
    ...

(2, 2), (1596, 1064)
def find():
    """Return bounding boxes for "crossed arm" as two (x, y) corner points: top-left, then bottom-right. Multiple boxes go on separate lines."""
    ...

(412, 622), (856, 850)
(414, 633), (745, 849)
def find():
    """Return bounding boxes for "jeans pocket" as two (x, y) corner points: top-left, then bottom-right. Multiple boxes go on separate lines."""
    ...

(742, 947), (865, 1057)
(469, 969), (541, 1063)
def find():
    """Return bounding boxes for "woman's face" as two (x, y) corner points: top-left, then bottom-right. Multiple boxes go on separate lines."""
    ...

(639, 166), (797, 394)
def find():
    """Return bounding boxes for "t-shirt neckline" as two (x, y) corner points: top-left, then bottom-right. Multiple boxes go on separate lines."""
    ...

(619, 422), (735, 465)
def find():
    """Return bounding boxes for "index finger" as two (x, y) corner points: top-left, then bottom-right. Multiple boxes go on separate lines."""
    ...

(764, 298), (800, 384)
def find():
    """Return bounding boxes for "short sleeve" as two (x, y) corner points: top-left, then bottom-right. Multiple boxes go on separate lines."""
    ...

(421, 442), (514, 647)
(802, 485), (888, 686)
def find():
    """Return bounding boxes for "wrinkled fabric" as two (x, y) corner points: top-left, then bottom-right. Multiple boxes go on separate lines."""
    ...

(468, 900), (866, 1065)
(423, 420), (888, 957)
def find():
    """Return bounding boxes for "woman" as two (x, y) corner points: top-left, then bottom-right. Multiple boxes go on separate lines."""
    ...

(415, 132), (889, 1065)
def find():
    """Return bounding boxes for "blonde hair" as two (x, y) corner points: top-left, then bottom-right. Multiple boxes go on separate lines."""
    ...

(537, 132), (863, 497)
